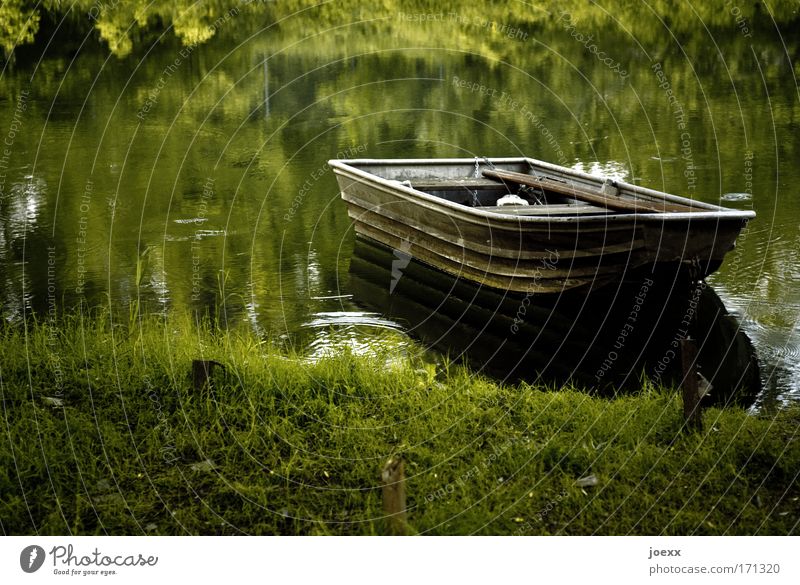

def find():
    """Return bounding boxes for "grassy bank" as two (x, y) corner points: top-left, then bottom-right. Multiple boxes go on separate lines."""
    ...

(1, 313), (798, 535)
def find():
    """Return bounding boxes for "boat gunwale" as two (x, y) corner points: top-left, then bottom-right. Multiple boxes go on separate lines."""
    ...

(329, 157), (757, 224)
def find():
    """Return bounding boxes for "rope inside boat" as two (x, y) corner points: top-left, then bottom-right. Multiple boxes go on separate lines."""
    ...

(471, 157), (480, 206)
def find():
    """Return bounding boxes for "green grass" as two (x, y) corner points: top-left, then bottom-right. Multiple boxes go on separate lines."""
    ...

(1, 311), (798, 535)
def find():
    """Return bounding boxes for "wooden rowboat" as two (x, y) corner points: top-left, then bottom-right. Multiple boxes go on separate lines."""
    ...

(330, 157), (755, 293)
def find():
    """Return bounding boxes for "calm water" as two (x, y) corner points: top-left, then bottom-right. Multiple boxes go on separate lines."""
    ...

(1, 2), (798, 407)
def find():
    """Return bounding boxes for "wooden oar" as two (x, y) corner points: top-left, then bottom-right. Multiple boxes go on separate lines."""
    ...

(483, 169), (700, 213)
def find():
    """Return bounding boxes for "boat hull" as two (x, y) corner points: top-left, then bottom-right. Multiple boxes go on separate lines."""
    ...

(332, 157), (753, 293)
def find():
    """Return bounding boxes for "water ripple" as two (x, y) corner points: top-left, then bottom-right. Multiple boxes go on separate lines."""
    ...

(302, 311), (402, 330)
(721, 192), (753, 202)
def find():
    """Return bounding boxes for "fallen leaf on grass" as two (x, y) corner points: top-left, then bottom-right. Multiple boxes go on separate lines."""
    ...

(575, 475), (599, 488)
(190, 459), (216, 472)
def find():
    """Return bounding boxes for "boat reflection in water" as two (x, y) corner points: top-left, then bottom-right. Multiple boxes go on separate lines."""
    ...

(349, 237), (760, 406)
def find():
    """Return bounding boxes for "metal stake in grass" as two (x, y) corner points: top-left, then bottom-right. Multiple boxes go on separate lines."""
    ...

(381, 456), (407, 535)
(680, 338), (703, 432)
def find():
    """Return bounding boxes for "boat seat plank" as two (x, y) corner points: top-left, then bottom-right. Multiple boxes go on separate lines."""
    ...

(409, 178), (510, 190)
(483, 169), (701, 213)
(479, 204), (611, 216)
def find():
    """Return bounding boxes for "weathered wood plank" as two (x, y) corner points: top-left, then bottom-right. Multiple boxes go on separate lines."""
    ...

(483, 169), (701, 213)
(410, 178), (509, 190)
(479, 204), (611, 216)
(352, 219), (643, 293)
(381, 457), (407, 536)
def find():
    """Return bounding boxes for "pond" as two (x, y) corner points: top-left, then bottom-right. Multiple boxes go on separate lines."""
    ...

(1, 1), (798, 408)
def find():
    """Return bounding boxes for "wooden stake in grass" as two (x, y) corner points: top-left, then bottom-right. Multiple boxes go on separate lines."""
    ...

(680, 338), (703, 432)
(192, 360), (224, 392)
(381, 456), (407, 535)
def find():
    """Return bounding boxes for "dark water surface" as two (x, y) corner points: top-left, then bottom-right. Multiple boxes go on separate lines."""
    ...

(1, 2), (798, 408)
